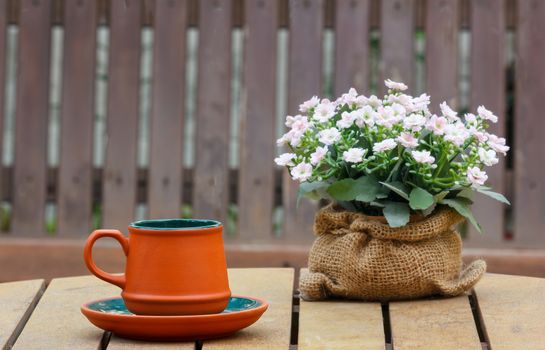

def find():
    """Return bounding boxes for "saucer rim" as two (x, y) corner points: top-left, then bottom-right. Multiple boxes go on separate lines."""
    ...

(81, 295), (268, 319)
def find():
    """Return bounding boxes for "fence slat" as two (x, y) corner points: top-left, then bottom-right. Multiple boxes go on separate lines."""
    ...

(102, 0), (141, 230)
(193, 0), (232, 224)
(0, 1), (6, 207)
(425, 0), (459, 109)
(334, 0), (370, 95)
(12, 0), (51, 235)
(284, 0), (324, 242)
(380, 0), (415, 93)
(466, 0), (506, 246)
(147, 0), (187, 219)
(514, 0), (545, 246)
(237, 0), (277, 241)
(57, 0), (97, 236)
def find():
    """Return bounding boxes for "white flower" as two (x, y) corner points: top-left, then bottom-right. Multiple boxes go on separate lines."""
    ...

(373, 138), (397, 153)
(354, 105), (376, 127)
(276, 133), (290, 146)
(412, 150), (435, 164)
(439, 101), (459, 122)
(299, 96), (320, 113)
(291, 162), (313, 182)
(343, 148), (366, 163)
(387, 93), (413, 109)
(287, 130), (304, 147)
(376, 104), (405, 128)
(313, 100), (336, 123)
(310, 146), (328, 165)
(478, 148), (499, 166)
(465, 113), (478, 125)
(486, 134), (510, 155)
(397, 132), (419, 148)
(366, 95), (383, 108)
(403, 113), (427, 132)
(274, 153), (296, 166)
(444, 122), (470, 146)
(426, 115), (448, 135)
(318, 128), (341, 145)
(468, 126), (488, 142)
(336, 88), (358, 106)
(412, 93), (431, 113)
(467, 167), (488, 187)
(286, 115), (311, 132)
(385, 79), (408, 91)
(336, 111), (356, 129)
(477, 105), (498, 123)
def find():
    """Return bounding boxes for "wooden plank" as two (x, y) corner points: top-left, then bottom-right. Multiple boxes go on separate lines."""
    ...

(390, 296), (481, 350)
(380, 0), (415, 94)
(0, 279), (45, 349)
(334, 0), (370, 95)
(474, 273), (545, 349)
(193, 0), (232, 224)
(202, 268), (294, 349)
(108, 335), (193, 349)
(147, 0), (187, 219)
(284, 0), (323, 242)
(298, 270), (384, 350)
(466, 0), (506, 246)
(102, 0), (141, 230)
(514, 0), (545, 246)
(11, 0), (51, 235)
(425, 0), (459, 109)
(237, 0), (277, 241)
(0, 0), (6, 207)
(57, 0), (97, 236)
(12, 276), (118, 349)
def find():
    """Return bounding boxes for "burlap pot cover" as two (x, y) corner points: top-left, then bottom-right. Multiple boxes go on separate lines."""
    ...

(300, 204), (486, 301)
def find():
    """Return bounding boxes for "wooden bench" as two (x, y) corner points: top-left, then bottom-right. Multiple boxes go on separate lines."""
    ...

(1, 0), (545, 281)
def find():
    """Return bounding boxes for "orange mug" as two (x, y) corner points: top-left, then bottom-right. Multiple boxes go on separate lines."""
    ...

(84, 219), (231, 316)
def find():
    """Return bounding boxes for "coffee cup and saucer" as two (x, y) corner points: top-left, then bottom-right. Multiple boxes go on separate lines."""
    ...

(80, 218), (268, 341)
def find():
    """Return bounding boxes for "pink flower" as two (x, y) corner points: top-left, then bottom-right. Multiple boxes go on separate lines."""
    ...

(486, 134), (510, 155)
(343, 148), (366, 163)
(373, 139), (397, 153)
(477, 105), (498, 123)
(385, 79), (408, 91)
(440, 101), (459, 122)
(336, 111), (356, 129)
(274, 153), (296, 166)
(313, 100), (336, 123)
(318, 128), (341, 145)
(310, 146), (328, 165)
(291, 162), (313, 182)
(412, 150), (435, 164)
(397, 132), (419, 148)
(403, 113), (427, 132)
(444, 123), (470, 146)
(299, 96), (320, 113)
(426, 115), (448, 135)
(467, 167), (488, 187)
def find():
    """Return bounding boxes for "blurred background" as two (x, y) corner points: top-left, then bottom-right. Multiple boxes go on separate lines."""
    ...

(0, 0), (544, 281)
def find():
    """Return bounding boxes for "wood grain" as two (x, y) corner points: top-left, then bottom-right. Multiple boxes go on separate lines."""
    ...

(237, 0), (277, 241)
(108, 334), (193, 349)
(0, 279), (45, 349)
(102, 0), (141, 230)
(474, 273), (545, 349)
(425, 0), (459, 109)
(0, 0), (6, 209)
(12, 276), (119, 349)
(514, 0), (545, 246)
(284, 0), (323, 242)
(57, 0), (97, 236)
(298, 271), (384, 350)
(193, 0), (232, 224)
(380, 0), (415, 94)
(334, 0), (370, 95)
(203, 268), (294, 349)
(466, 0), (506, 246)
(390, 295), (481, 350)
(12, 0), (52, 235)
(147, 0), (187, 219)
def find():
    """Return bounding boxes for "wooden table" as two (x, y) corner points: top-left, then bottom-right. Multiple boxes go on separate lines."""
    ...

(1, 268), (544, 349)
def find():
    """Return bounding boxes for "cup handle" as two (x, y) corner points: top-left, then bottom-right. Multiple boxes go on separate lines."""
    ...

(83, 229), (129, 289)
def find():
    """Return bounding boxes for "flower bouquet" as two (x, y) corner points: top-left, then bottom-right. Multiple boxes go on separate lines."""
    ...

(276, 80), (509, 301)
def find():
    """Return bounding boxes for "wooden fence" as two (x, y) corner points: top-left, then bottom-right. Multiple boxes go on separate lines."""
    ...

(0, 0), (544, 257)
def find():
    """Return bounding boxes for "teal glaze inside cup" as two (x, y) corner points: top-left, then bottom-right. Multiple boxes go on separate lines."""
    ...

(130, 219), (221, 230)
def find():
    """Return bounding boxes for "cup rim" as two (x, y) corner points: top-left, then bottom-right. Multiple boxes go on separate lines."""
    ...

(129, 218), (222, 231)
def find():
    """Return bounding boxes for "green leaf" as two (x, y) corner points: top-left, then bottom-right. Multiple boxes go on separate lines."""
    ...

(440, 198), (482, 233)
(433, 191), (449, 202)
(379, 181), (410, 201)
(383, 202), (410, 228)
(457, 188), (474, 200)
(409, 187), (434, 210)
(297, 181), (329, 206)
(476, 188), (510, 205)
(327, 176), (380, 202)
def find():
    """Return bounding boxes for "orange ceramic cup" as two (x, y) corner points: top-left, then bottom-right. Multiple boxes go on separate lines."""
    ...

(83, 219), (231, 316)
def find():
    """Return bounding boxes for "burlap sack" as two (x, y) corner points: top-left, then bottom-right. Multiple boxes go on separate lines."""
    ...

(300, 204), (486, 301)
